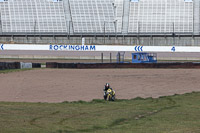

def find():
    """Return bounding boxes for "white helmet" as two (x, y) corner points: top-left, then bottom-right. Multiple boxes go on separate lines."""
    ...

(105, 83), (110, 88)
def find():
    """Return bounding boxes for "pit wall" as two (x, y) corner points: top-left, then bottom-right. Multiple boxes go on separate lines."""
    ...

(46, 62), (200, 69)
(1, 37), (200, 46)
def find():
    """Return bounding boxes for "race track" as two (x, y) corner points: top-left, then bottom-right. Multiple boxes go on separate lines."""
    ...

(0, 69), (199, 103)
(1, 50), (200, 59)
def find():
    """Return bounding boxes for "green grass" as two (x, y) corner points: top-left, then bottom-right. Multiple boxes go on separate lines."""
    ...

(0, 92), (200, 133)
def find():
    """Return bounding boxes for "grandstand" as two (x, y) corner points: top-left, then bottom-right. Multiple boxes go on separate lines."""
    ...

(0, 0), (67, 33)
(129, 0), (193, 33)
(0, 0), (199, 46)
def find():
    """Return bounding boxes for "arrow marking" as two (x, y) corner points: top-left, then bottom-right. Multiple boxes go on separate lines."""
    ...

(140, 46), (143, 51)
(1, 44), (3, 50)
(135, 46), (137, 51)
(135, 46), (143, 52)
(137, 46), (140, 51)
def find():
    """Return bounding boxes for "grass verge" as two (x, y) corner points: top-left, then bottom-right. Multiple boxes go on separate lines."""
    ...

(0, 92), (200, 133)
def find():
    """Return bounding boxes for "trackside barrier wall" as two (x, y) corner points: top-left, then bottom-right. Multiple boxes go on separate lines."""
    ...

(20, 62), (32, 69)
(46, 62), (58, 68)
(0, 62), (41, 70)
(57, 63), (78, 68)
(32, 63), (41, 68)
(46, 62), (200, 69)
(46, 62), (77, 68)
(20, 62), (41, 69)
(0, 62), (20, 70)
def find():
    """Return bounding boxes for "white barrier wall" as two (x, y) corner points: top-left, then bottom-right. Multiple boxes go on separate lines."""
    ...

(1, 44), (200, 52)
(20, 62), (32, 69)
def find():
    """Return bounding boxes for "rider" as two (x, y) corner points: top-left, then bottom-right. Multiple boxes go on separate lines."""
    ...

(104, 83), (110, 92)
(103, 83), (112, 100)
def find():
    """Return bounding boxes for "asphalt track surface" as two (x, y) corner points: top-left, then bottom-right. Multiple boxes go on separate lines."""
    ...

(1, 50), (200, 59)
(0, 69), (200, 103)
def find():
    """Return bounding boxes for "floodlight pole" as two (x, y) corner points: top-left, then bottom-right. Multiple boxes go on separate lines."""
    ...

(137, 21), (140, 46)
(0, 20), (2, 35)
(68, 21), (71, 40)
(113, 4), (117, 38)
(114, 20), (117, 38)
(104, 21), (105, 44)
(173, 22), (175, 46)
(110, 52), (112, 63)
(34, 19), (37, 44)
(0, 13), (2, 34)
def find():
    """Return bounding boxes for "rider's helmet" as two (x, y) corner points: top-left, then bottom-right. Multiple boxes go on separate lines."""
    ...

(105, 83), (110, 89)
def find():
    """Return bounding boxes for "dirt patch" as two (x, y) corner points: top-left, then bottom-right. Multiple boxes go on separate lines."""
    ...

(0, 69), (199, 103)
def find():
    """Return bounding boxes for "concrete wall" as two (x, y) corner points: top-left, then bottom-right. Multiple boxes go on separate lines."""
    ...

(1, 36), (200, 46)
(46, 62), (200, 69)
(0, 62), (20, 70)
(0, 62), (41, 70)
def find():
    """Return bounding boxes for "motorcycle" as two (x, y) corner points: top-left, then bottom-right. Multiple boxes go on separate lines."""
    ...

(104, 88), (115, 101)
